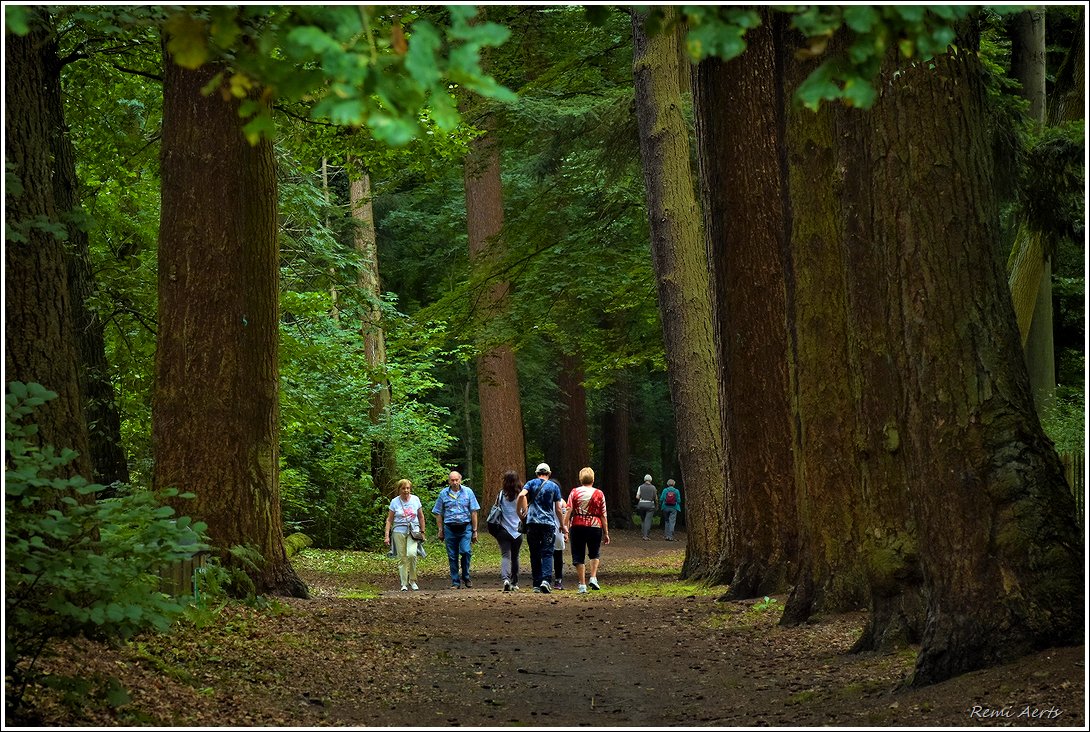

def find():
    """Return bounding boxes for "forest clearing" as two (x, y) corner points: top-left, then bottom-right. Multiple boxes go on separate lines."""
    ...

(5, 5), (1086, 728)
(16, 531), (1086, 727)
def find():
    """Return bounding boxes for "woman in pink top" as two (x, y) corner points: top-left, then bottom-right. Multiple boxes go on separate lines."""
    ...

(564, 467), (610, 593)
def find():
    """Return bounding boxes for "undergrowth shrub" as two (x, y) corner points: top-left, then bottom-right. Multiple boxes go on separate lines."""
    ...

(4, 382), (209, 710)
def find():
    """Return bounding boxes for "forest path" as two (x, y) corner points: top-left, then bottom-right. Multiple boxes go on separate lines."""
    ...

(27, 531), (1084, 727)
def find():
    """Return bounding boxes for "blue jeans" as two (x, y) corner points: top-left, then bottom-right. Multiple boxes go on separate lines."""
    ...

(444, 523), (473, 585)
(526, 523), (556, 588)
(663, 510), (678, 539)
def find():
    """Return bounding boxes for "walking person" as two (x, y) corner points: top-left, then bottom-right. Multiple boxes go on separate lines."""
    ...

(552, 498), (568, 590)
(517, 463), (565, 594)
(565, 467), (609, 593)
(383, 479), (426, 591)
(635, 474), (657, 540)
(659, 479), (682, 541)
(432, 471), (481, 589)
(493, 470), (525, 592)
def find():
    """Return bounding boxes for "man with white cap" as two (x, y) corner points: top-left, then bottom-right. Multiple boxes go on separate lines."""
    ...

(634, 474), (658, 540)
(517, 463), (565, 593)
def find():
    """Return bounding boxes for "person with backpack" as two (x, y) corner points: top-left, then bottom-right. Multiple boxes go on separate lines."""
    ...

(659, 479), (682, 541)
(516, 463), (565, 593)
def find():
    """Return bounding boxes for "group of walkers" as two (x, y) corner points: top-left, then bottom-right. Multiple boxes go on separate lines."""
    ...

(634, 474), (683, 541)
(383, 463), (611, 594)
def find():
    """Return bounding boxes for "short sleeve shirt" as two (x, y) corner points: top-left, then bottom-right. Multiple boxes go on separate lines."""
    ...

(568, 486), (607, 529)
(524, 478), (561, 526)
(432, 487), (480, 525)
(389, 494), (423, 532)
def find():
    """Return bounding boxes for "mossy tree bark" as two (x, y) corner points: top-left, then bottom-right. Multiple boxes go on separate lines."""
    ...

(464, 130), (526, 505)
(5, 13), (92, 482)
(865, 43), (1082, 686)
(154, 54), (306, 598)
(632, 8), (726, 580)
(349, 165), (398, 497)
(44, 25), (130, 490)
(600, 377), (633, 529)
(692, 10), (797, 598)
(553, 352), (590, 493)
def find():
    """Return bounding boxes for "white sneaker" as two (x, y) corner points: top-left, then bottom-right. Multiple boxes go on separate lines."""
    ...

(511, 585), (520, 592)
(400, 585), (408, 591)
(503, 580), (511, 592)
(578, 584), (588, 594)
(410, 582), (419, 591)
(539, 581), (552, 594)
(588, 577), (600, 591)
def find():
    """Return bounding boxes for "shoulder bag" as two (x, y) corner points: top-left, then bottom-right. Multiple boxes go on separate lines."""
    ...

(486, 492), (504, 537)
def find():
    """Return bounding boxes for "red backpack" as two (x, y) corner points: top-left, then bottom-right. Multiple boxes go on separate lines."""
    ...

(665, 489), (677, 507)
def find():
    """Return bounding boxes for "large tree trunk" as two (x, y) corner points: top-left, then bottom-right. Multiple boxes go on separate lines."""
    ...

(866, 42), (1082, 686)
(692, 11), (797, 598)
(464, 130), (526, 504)
(600, 378), (633, 529)
(45, 30), (130, 489)
(349, 166), (398, 496)
(554, 352), (590, 494)
(4, 14), (92, 481)
(154, 54), (306, 598)
(632, 8), (726, 580)
(1047, 7), (1084, 125)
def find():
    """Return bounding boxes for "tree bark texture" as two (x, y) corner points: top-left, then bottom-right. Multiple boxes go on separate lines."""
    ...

(1047, 7), (1084, 125)
(464, 130), (526, 505)
(554, 352), (590, 494)
(864, 45), (1082, 686)
(4, 16), (93, 481)
(1008, 9), (1055, 414)
(692, 12), (797, 598)
(600, 379), (633, 529)
(45, 30), (131, 489)
(350, 167), (398, 496)
(154, 55), (306, 598)
(632, 8), (727, 580)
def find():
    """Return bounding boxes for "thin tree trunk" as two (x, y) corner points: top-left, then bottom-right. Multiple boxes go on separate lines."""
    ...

(45, 30), (130, 489)
(692, 11), (797, 598)
(632, 7), (726, 580)
(464, 129), (526, 504)
(4, 13), (92, 481)
(1009, 9), (1055, 414)
(154, 53), (306, 598)
(350, 165), (397, 496)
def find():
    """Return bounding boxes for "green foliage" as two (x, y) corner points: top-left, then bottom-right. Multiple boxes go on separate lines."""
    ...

(1040, 388), (1086, 458)
(1018, 121), (1085, 250)
(5, 382), (206, 706)
(752, 595), (780, 613)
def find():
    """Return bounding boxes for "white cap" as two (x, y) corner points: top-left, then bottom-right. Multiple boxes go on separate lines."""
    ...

(644, 474), (652, 482)
(536, 463), (551, 475)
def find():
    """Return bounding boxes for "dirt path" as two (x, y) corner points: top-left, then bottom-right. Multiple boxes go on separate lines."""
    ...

(22, 530), (1085, 727)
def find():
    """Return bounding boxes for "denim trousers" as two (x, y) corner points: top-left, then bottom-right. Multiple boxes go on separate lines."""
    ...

(443, 523), (473, 585)
(525, 523), (556, 588)
(663, 510), (678, 539)
(496, 531), (523, 586)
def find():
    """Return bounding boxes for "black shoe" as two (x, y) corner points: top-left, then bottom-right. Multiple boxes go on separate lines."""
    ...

(463, 580), (472, 589)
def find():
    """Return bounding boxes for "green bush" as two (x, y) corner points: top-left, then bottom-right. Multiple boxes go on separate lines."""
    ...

(5, 382), (208, 707)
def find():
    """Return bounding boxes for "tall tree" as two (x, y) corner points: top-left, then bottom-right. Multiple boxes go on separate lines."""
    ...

(632, 7), (726, 580)
(153, 52), (306, 597)
(554, 352), (590, 493)
(692, 10), (797, 598)
(349, 163), (398, 496)
(599, 377), (633, 528)
(5, 11), (92, 480)
(46, 23), (131, 489)
(856, 35), (1082, 685)
(464, 128), (526, 502)
(1008, 9), (1056, 414)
